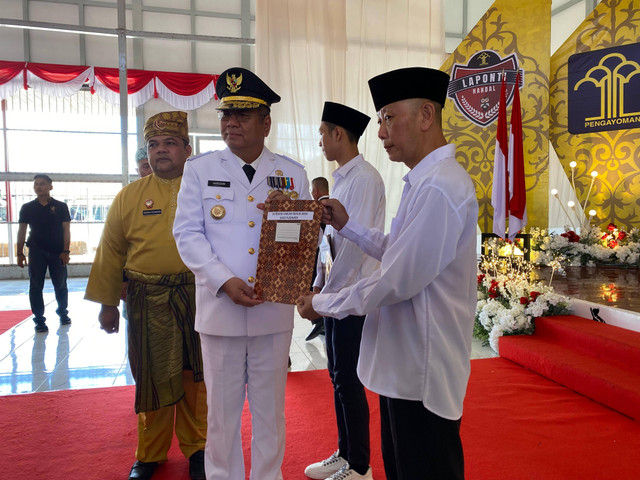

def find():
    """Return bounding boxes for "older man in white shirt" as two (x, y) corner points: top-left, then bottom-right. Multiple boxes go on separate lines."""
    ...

(298, 68), (478, 480)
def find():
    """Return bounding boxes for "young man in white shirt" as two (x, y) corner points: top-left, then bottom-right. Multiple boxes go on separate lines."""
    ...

(298, 68), (478, 480)
(304, 102), (385, 480)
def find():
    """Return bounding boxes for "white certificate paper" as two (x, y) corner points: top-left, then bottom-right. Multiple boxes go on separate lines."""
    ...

(275, 222), (301, 243)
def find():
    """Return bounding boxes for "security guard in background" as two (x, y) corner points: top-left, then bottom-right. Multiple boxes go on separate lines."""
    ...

(85, 111), (206, 480)
(173, 67), (311, 480)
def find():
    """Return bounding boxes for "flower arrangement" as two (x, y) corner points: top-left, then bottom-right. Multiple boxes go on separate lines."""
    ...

(527, 224), (640, 268)
(475, 238), (572, 353)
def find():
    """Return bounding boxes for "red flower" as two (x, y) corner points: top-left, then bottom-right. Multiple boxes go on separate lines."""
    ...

(488, 291), (499, 299)
(530, 291), (541, 301)
(607, 223), (616, 232)
(618, 231), (627, 240)
(608, 239), (618, 248)
(520, 297), (529, 305)
(561, 231), (580, 243)
(601, 233), (608, 240)
(477, 274), (485, 284)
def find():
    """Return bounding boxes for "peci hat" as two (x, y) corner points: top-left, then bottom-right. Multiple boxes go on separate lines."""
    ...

(368, 67), (450, 112)
(321, 102), (371, 137)
(216, 67), (281, 110)
(135, 146), (148, 163)
(143, 111), (189, 142)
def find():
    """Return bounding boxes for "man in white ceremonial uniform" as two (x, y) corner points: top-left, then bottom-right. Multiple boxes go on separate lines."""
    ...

(173, 67), (311, 480)
(297, 68), (478, 480)
(305, 102), (385, 480)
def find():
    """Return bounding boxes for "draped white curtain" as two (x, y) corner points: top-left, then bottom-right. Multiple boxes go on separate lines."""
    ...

(256, 0), (445, 229)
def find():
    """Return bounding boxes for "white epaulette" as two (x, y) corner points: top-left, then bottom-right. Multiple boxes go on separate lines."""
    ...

(187, 150), (214, 161)
(274, 153), (304, 169)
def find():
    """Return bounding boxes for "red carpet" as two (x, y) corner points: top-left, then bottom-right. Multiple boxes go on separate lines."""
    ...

(2, 359), (640, 479)
(500, 315), (640, 420)
(0, 310), (32, 335)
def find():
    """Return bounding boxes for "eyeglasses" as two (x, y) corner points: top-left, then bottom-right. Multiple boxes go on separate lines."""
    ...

(217, 110), (266, 123)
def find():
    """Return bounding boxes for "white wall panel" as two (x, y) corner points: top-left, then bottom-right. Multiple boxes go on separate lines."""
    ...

(85, 6), (118, 29)
(445, 0), (464, 33)
(195, 42), (242, 73)
(84, 36), (124, 67)
(0, 29), (25, 61)
(143, 38), (191, 71)
(29, 31), (80, 64)
(143, 11), (192, 35)
(466, 0), (494, 33)
(195, 16), (242, 37)
(0, 0), (22, 19)
(196, 0), (242, 15)
(551, 1), (586, 53)
(29, 1), (78, 24)
(144, 0), (191, 9)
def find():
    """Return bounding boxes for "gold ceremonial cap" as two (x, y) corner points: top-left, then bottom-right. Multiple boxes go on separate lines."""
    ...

(144, 111), (189, 142)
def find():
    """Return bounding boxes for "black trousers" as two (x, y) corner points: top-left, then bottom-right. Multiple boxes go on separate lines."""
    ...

(28, 246), (68, 322)
(325, 315), (370, 474)
(379, 395), (464, 480)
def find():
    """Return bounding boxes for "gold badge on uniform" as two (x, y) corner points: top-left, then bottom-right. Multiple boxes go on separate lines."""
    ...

(144, 199), (154, 209)
(275, 170), (283, 176)
(211, 205), (226, 220)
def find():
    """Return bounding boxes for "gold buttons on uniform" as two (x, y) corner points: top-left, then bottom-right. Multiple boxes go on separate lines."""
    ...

(248, 221), (255, 227)
(248, 248), (255, 254)
(216, 194), (221, 199)
(248, 276), (255, 283)
(247, 195), (254, 202)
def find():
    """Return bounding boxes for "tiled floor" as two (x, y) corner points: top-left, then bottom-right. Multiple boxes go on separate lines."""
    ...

(0, 277), (496, 396)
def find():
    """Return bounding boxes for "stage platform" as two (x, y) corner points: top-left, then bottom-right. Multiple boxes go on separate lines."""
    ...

(533, 266), (640, 332)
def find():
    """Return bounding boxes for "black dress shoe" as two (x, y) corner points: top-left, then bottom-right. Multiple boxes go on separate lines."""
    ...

(34, 321), (48, 333)
(128, 460), (158, 480)
(60, 316), (72, 325)
(305, 320), (325, 341)
(189, 450), (205, 480)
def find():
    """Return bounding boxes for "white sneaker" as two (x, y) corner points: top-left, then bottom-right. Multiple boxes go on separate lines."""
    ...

(304, 450), (348, 479)
(325, 465), (373, 480)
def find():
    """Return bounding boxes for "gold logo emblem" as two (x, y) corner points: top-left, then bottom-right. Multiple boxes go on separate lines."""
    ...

(574, 53), (640, 121)
(226, 73), (243, 93)
(275, 170), (283, 176)
(144, 199), (154, 209)
(153, 118), (166, 130)
(478, 52), (490, 66)
(210, 205), (226, 219)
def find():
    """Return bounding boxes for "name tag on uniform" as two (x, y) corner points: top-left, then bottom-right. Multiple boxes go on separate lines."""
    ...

(143, 209), (162, 216)
(208, 180), (231, 187)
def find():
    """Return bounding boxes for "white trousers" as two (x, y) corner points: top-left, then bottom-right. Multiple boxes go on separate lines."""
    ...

(200, 331), (292, 480)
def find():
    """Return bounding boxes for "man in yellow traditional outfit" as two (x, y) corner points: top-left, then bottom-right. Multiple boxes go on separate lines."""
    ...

(85, 111), (206, 480)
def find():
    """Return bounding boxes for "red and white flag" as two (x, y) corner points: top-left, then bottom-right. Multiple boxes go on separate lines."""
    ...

(507, 72), (527, 239)
(491, 74), (508, 238)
